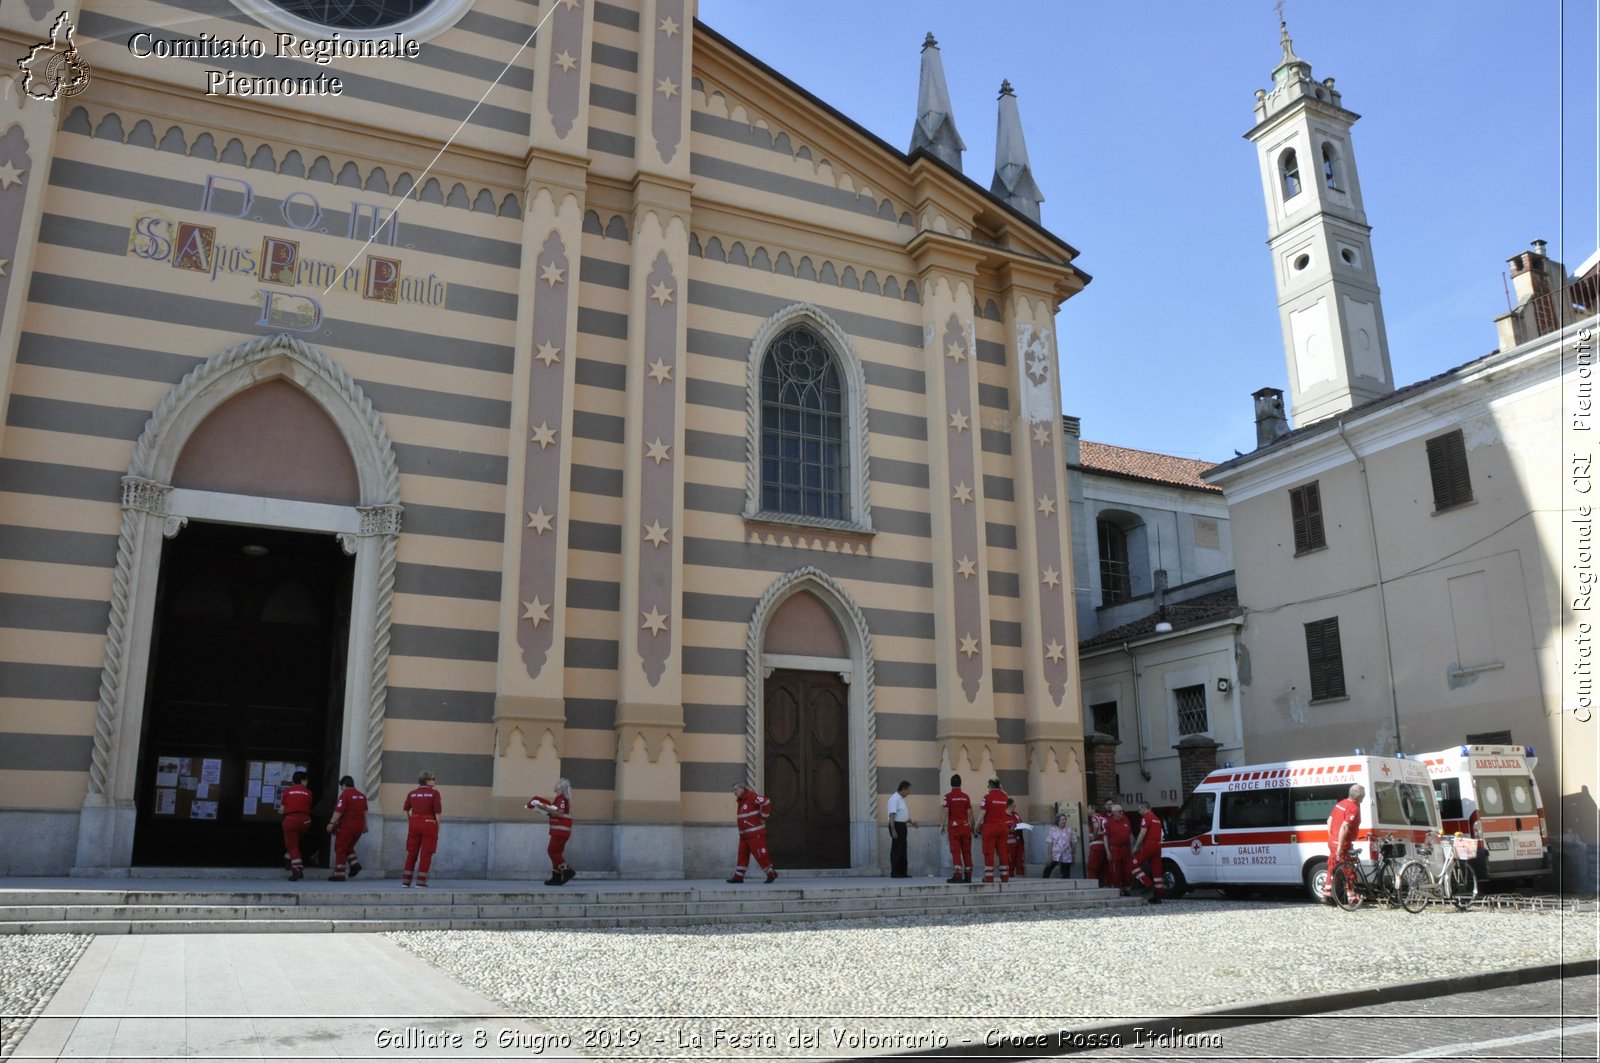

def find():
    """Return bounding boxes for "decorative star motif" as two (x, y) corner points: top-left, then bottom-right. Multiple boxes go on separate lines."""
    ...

(1045, 639), (1066, 663)
(952, 481), (973, 505)
(539, 261), (566, 286)
(531, 421), (558, 449)
(659, 15), (679, 37)
(649, 280), (675, 305)
(535, 340), (562, 366)
(955, 556), (976, 579)
(641, 606), (669, 636)
(1036, 494), (1056, 517)
(0, 162), (25, 190)
(521, 597), (551, 627)
(554, 50), (577, 72)
(1028, 353), (1051, 381)
(656, 77), (679, 99)
(643, 519), (670, 548)
(945, 340), (966, 363)
(1032, 424), (1052, 447)
(645, 437), (672, 464)
(949, 409), (970, 433)
(958, 633), (980, 658)
(526, 507), (553, 534)
(1041, 566), (1061, 588)
(647, 358), (674, 384)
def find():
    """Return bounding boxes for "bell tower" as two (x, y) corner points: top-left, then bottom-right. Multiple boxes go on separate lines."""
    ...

(1245, 18), (1393, 427)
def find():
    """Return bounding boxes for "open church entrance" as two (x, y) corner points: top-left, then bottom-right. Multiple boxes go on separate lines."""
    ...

(131, 521), (353, 867)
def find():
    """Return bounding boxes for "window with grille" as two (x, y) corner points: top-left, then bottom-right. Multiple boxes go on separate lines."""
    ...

(1174, 684), (1208, 736)
(1304, 616), (1347, 701)
(1425, 430), (1473, 511)
(1090, 700), (1120, 741)
(1289, 481), (1325, 553)
(1098, 520), (1131, 604)
(760, 325), (847, 520)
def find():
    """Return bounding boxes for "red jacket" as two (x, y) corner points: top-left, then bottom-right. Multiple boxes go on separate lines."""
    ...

(980, 788), (1010, 833)
(1135, 810), (1163, 854)
(1328, 798), (1361, 854)
(404, 785), (442, 819)
(1006, 810), (1023, 839)
(279, 784), (312, 817)
(735, 789), (772, 834)
(333, 787), (368, 833)
(530, 793), (572, 835)
(943, 788), (973, 833)
(1104, 812), (1132, 848)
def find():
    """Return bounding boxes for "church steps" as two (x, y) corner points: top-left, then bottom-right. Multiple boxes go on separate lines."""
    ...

(0, 880), (1138, 934)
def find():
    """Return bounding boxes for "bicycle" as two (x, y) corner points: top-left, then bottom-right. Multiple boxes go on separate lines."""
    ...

(1330, 835), (1424, 911)
(1392, 831), (1480, 913)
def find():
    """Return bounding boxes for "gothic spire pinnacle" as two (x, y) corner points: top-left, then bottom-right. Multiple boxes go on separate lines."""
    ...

(991, 79), (1043, 223)
(910, 31), (965, 170)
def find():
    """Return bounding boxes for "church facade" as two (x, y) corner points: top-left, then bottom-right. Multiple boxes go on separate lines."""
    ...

(0, 1), (1089, 876)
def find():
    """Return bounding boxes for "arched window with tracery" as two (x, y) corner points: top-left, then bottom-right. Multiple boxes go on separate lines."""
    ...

(760, 325), (847, 521)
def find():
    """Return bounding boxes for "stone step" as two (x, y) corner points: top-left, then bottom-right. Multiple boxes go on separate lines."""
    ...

(0, 894), (1138, 935)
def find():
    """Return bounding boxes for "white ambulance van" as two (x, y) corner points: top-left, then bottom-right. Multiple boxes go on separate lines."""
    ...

(1417, 745), (1549, 884)
(1160, 754), (1441, 902)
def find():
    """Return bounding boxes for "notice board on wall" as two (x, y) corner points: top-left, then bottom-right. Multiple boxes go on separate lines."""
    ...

(152, 754), (225, 821)
(241, 760), (308, 822)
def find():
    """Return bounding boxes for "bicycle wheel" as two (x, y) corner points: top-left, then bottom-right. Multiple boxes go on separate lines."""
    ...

(1397, 861), (1430, 914)
(1447, 862), (1478, 911)
(1331, 862), (1363, 911)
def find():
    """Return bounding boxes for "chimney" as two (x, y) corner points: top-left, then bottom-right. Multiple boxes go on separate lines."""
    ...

(1252, 387), (1290, 448)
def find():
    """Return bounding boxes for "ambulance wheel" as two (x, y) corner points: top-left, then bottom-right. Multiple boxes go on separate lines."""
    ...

(1304, 858), (1330, 904)
(1161, 861), (1188, 899)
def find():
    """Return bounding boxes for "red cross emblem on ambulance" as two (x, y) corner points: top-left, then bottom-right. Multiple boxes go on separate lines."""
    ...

(1381, 763), (1392, 777)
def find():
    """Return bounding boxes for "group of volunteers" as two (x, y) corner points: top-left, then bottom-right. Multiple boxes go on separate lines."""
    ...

(1083, 797), (1168, 903)
(278, 771), (1167, 896)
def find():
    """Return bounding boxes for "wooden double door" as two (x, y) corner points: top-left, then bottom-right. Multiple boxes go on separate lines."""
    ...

(763, 669), (850, 868)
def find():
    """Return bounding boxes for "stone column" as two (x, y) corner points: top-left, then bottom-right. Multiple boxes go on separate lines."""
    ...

(910, 239), (999, 784)
(610, 0), (695, 877)
(0, 3), (84, 462)
(1083, 734), (1120, 809)
(1174, 734), (1222, 803)
(490, 0), (597, 875)
(1001, 269), (1085, 823)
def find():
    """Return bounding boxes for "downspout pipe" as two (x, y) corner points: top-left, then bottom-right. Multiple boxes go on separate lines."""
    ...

(1120, 640), (1153, 783)
(1334, 419), (1404, 753)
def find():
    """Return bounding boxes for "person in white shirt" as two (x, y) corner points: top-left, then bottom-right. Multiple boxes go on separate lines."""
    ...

(1043, 813), (1078, 879)
(887, 780), (918, 878)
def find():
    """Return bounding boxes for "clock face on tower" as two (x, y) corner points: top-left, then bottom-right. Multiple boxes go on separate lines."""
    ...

(270, 0), (438, 30)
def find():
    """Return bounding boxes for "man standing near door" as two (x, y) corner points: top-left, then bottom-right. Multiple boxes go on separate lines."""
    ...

(401, 771), (443, 888)
(729, 783), (778, 883)
(978, 778), (1012, 883)
(276, 770), (313, 881)
(887, 780), (917, 878)
(941, 774), (974, 883)
(325, 775), (368, 882)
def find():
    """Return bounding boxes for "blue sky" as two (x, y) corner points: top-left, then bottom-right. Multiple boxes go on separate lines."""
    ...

(698, 1), (1599, 461)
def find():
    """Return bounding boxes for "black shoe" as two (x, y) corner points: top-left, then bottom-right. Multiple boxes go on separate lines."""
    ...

(765, 871), (779, 884)
(726, 876), (744, 883)
(946, 874), (965, 883)
(328, 875), (345, 881)
(544, 875), (562, 886)
(288, 870), (303, 881)
(348, 862), (362, 879)
(560, 868), (575, 884)
(1148, 896), (1162, 905)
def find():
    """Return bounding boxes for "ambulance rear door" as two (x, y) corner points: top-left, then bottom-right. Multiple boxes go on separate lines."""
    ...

(1466, 749), (1545, 874)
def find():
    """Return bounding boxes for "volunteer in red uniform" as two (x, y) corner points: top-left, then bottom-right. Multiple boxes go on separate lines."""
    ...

(978, 778), (1012, 883)
(1005, 798), (1026, 878)
(401, 770), (443, 888)
(1104, 803), (1133, 895)
(527, 777), (575, 886)
(325, 775), (368, 882)
(1128, 800), (1165, 904)
(941, 774), (974, 883)
(1086, 801), (1109, 887)
(729, 783), (778, 883)
(277, 771), (313, 881)
(1324, 783), (1365, 903)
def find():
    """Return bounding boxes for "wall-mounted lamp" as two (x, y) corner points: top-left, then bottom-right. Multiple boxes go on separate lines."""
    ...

(1216, 677), (1232, 694)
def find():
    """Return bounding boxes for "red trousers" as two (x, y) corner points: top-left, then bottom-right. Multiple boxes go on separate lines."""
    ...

(1106, 844), (1131, 889)
(548, 829), (570, 872)
(1130, 847), (1163, 896)
(1087, 840), (1106, 886)
(734, 830), (772, 877)
(332, 826), (363, 877)
(403, 818), (438, 884)
(282, 813), (311, 870)
(981, 829), (1011, 880)
(948, 830), (973, 872)
(1009, 835), (1026, 877)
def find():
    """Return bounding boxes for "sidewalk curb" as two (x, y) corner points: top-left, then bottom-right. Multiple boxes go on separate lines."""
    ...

(881, 958), (1599, 1059)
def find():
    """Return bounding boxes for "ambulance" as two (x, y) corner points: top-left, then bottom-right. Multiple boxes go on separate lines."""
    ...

(1160, 754), (1441, 902)
(1417, 745), (1549, 883)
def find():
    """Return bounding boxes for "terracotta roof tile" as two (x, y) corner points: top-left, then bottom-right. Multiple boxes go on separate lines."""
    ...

(1077, 440), (1223, 492)
(1080, 587), (1241, 650)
